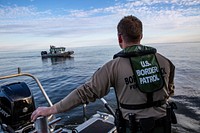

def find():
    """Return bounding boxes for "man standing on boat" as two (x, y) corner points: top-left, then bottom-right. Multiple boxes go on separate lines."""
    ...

(31, 15), (176, 133)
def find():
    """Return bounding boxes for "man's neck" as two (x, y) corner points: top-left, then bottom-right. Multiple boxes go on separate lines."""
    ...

(124, 42), (141, 48)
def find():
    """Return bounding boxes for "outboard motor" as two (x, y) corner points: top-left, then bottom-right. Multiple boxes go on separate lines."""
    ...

(41, 51), (47, 56)
(0, 82), (36, 132)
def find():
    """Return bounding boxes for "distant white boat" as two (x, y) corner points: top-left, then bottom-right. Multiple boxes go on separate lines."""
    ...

(41, 45), (74, 57)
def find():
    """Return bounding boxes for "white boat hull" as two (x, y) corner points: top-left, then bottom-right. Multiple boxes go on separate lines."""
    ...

(41, 51), (74, 57)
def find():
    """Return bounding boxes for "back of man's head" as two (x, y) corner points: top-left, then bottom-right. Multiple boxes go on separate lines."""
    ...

(117, 15), (143, 44)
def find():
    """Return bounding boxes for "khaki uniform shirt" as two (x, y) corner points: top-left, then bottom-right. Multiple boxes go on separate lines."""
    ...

(55, 50), (175, 121)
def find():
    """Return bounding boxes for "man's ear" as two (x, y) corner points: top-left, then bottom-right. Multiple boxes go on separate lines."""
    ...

(118, 34), (122, 43)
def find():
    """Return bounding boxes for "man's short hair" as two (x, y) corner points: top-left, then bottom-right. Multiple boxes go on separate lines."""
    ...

(117, 15), (143, 43)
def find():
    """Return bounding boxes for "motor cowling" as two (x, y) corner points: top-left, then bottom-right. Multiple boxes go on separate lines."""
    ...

(41, 51), (47, 55)
(0, 82), (36, 132)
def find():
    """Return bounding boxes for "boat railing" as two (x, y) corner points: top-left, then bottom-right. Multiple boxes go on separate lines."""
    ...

(0, 68), (115, 118)
(0, 68), (115, 133)
(0, 67), (53, 107)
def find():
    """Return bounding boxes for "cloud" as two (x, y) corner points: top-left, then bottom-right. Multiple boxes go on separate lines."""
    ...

(0, 0), (199, 51)
(0, 5), (51, 18)
(1, 0), (199, 33)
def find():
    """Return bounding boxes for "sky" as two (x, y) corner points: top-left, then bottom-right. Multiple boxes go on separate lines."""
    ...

(0, 0), (199, 51)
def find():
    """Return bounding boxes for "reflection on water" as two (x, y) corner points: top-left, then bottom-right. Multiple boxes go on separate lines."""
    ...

(41, 57), (74, 65)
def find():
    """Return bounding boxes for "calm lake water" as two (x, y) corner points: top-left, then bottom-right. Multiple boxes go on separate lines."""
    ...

(0, 42), (199, 133)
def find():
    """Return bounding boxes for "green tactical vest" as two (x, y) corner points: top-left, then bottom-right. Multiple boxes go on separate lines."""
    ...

(114, 45), (164, 93)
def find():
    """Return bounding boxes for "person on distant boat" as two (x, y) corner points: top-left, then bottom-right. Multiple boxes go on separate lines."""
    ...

(31, 15), (176, 133)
